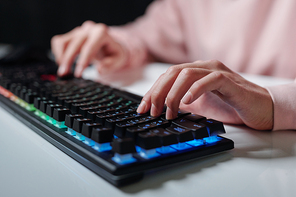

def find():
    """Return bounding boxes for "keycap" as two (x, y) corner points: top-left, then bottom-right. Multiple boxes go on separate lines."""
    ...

(52, 108), (71, 121)
(39, 100), (54, 113)
(172, 118), (209, 139)
(9, 83), (21, 93)
(81, 122), (101, 138)
(1, 79), (12, 89)
(72, 118), (92, 133)
(65, 114), (83, 128)
(14, 85), (24, 96)
(200, 119), (226, 136)
(87, 110), (107, 121)
(20, 88), (29, 100)
(138, 119), (170, 130)
(184, 113), (206, 122)
(111, 138), (137, 165)
(176, 109), (191, 118)
(46, 104), (63, 117)
(112, 138), (136, 155)
(166, 125), (194, 143)
(150, 128), (178, 146)
(33, 97), (47, 109)
(125, 127), (146, 139)
(136, 132), (161, 150)
(91, 127), (113, 143)
(25, 92), (38, 104)
(114, 122), (134, 138)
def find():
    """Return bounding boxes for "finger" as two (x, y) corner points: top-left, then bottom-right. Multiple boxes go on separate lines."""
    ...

(52, 25), (83, 63)
(51, 34), (71, 65)
(183, 71), (244, 108)
(137, 63), (196, 116)
(137, 72), (176, 115)
(51, 26), (86, 76)
(192, 59), (232, 73)
(136, 78), (160, 114)
(53, 21), (95, 76)
(74, 24), (109, 77)
(165, 68), (210, 119)
(51, 35), (63, 64)
(139, 67), (182, 116)
(183, 71), (274, 130)
(59, 33), (87, 76)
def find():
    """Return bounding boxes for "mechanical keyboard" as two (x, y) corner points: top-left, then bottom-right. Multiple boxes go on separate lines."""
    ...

(0, 47), (234, 186)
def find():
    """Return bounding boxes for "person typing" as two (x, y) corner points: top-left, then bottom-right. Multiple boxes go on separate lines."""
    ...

(51, 0), (296, 131)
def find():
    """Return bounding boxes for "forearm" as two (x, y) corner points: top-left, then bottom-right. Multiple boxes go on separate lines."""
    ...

(266, 81), (296, 130)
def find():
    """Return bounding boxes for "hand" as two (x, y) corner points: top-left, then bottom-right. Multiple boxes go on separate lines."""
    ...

(51, 20), (128, 77)
(137, 60), (273, 130)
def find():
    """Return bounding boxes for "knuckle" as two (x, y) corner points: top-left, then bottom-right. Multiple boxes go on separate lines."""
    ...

(71, 26), (85, 37)
(159, 73), (166, 79)
(212, 71), (224, 80)
(193, 60), (203, 64)
(94, 23), (108, 34)
(80, 21), (100, 34)
(179, 68), (194, 77)
(166, 64), (182, 75)
(210, 59), (220, 65)
(209, 59), (224, 69)
(82, 20), (95, 27)
(51, 35), (61, 44)
(73, 26), (82, 32)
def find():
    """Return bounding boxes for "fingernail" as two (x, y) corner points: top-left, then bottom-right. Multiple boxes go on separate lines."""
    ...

(58, 65), (67, 76)
(182, 91), (193, 104)
(137, 100), (147, 113)
(166, 107), (175, 120)
(151, 103), (158, 117)
(74, 66), (83, 78)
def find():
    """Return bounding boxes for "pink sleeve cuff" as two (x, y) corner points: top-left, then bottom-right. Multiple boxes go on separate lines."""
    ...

(266, 81), (296, 131)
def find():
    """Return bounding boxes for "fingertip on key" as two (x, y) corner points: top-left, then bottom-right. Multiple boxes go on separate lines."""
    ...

(150, 103), (159, 117)
(74, 66), (83, 78)
(137, 100), (148, 114)
(58, 65), (67, 76)
(166, 107), (176, 120)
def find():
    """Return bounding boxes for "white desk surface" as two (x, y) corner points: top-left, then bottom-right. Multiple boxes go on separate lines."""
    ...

(0, 63), (295, 197)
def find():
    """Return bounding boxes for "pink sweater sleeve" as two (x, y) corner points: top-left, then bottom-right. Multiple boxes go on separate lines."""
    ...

(108, 0), (296, 131)
(266, 80), (296, 131)
(109, 0), (188, 69)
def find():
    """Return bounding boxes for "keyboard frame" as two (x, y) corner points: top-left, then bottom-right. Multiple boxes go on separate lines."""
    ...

(0, 88), (234, 186)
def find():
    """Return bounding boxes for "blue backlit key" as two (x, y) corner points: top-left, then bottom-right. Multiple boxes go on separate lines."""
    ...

(200, 119), (226, 136)
(91, 127), (113, 151)
(136, 132), (161, 159)
(111, 138), (137, 165)
(150, 128), (177, 154)
(172, 118), (209, 139)
(166, 125), (194, 150)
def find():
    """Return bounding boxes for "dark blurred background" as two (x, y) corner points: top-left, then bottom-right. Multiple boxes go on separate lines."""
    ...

(0, 0), (154, 49)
